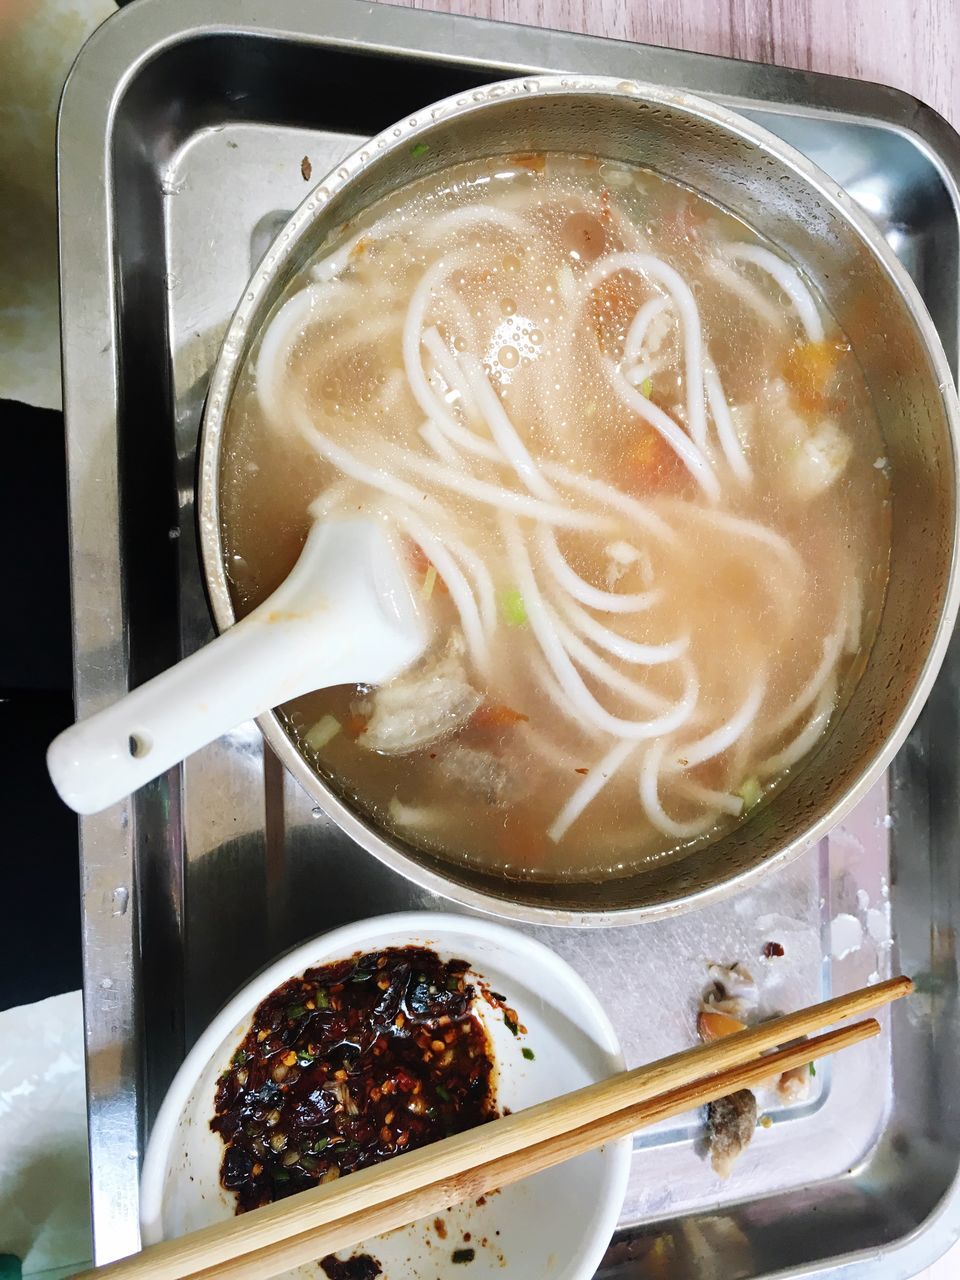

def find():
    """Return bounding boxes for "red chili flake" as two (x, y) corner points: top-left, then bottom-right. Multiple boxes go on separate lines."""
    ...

(574, 767), (589, 776)
(763, 941), (785, 958)
(210, 948), (498, 1215)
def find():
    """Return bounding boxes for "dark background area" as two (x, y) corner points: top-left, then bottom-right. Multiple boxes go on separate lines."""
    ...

(1, 398), (81, 1011)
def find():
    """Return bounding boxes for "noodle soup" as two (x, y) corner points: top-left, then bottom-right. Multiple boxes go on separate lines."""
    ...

(220, 154), (890, 880)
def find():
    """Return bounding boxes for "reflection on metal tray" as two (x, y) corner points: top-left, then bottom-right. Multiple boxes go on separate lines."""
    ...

(58, 1), (960, 1276)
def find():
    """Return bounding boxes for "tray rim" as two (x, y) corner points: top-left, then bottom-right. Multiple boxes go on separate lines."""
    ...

(57, 0), (960, 1274)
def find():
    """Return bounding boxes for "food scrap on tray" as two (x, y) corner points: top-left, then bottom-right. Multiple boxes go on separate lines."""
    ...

(210, 946), (498, 1220)
(697, 954), (813, 1177)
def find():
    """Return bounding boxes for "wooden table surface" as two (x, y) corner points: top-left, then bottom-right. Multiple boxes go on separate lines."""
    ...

(382, 2), (959, 1276)
(388, 0), (959, 128)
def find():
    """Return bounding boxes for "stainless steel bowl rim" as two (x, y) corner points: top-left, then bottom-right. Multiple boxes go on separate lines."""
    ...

(198, 73), (960, 926)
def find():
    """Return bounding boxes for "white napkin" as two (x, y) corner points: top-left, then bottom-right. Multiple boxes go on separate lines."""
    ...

(0, 991), (91, 1276)
(0, 0), (116, 410)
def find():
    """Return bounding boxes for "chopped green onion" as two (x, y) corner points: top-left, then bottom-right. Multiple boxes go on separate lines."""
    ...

(521, 1046), (535, 1061)
(311, 1137), (329, 1153)
(452, 1249), (476, 1265)
(435, 1084), (451, 1102)
(639, 376), (653, 398)
(231, 1049), (248, 1067)
(736, 776), (763, 810)
(297, 1051), (316, 1067)
(410, 142), (429, 157)
(421, 563), (438, 600)
(286, 1004), (307, 1020)
(304, 714), (341, 752)
(315, 989), (330, 1009)
(809, 1062), (817, 1077)
(503, 1012), (519, 1037)
(500, 587), (527, 627)
(271, 1168), (290, 1182)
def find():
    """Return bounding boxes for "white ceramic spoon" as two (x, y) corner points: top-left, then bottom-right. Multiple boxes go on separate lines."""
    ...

(48, 517), (427, 815)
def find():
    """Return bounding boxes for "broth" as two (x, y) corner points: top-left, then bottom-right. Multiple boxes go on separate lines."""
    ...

(220, 154), (890, 880)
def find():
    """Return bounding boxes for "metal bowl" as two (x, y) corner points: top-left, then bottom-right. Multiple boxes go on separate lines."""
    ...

(199, 75), (960, 926)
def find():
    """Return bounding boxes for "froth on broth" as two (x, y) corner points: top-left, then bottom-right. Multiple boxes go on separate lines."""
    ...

(220, 153), (890, 880)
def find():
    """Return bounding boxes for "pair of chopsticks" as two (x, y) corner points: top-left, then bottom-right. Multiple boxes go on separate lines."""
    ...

(75, 974), (912, 1280)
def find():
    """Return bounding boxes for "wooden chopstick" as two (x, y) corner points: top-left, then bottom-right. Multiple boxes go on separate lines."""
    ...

(75, 975), (910, 1280)
(173, 1019), (881, 1280)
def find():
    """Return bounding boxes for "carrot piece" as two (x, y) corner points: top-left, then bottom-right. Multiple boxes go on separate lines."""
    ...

(406, 541), (447, 593)
(697, 1009), (747, 1042)
(509, 152), (547, 174)
(343, 714), (368, 740)
(782, 339), (849, 412)
(470, 703), (529, 731)
(623, 425), (684, 492)
(589, 271), (644, 353)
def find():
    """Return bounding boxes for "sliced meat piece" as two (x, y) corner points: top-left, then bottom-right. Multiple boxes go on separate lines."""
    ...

(707, 1088), (757, 1178)
(358, 633), (482, 755)
(436, 745), (511, 805)
(704, 962), (759, 1018)
(761, 381), (851, 500)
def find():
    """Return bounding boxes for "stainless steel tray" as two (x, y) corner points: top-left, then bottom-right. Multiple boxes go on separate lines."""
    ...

(58, 1), (960, 1275)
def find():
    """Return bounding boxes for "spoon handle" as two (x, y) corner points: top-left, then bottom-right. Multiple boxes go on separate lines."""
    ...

(47, 518), (425, 814)
(47, 607), (330, 814)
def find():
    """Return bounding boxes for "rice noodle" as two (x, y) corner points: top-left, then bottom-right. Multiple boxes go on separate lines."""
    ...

(421, 327), (476, 416)
(458, 353), (556, 499)
(548, 739), (637, 842)
(624, 295), (672, 364)
(547, 614), (675, 716)
(402, 256), (470, 437)
(256, 284), (335, 423)
(845, 578), (863, 654)
(529, 655), (608, 739)
(705, 257), (786, 330)
(388, 503), (491, 674)
(503, 516), (699, 740)
(758, 675), (837, 778)
(676, 779), (745, 818)
(555, 594), (689, 666)
(625, 358), (661, 389)
(607, 364), (721, 500)
(296, 409), (433, 509)
(725, 244), (825, 343)
(541, 462), (679, 546)
(537, 527), (660, 614)
(549, 613), (675, 714)
(704, 360), (752, 484)
(419, 420), (462, 465)
(766, 613), (846, 737)
(369, 435), (615, 531)
(519, 720), (598, 774)
(308, 213), (406, 282)
(584, 251), (709, 449)
(659, 499), (806, 602)
(425, 204), (531, 242)
(665, 678), (767, 771)
(639, 741), (721, 839)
